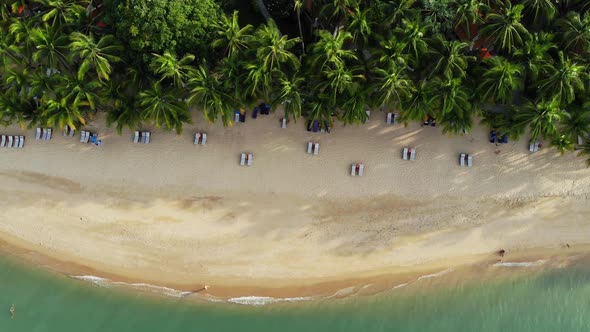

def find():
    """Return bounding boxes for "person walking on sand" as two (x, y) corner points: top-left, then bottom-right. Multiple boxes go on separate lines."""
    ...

(9, 304), (14, 319)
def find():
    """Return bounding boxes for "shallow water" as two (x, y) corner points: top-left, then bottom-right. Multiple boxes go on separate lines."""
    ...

(0, 255), (589, 332)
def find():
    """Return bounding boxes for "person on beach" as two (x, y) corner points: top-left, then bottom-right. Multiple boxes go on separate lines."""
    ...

(9, 304), (14, 319)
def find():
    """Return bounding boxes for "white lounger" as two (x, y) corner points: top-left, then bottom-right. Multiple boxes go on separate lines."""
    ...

(460, 153), (465, 166)
(145, 132), (150, 144)
(386, 112), (392, 124)
(467, 155), (473, 167)
(85, 131), (91, 143)
(18, 136), (24, 148)
(282, 118), (287, 128)
(307, 142), (313, 154)
(234, 113), (240, 123)
(13, 136), (19, 148)
(410, 148), (416, 161)
(402, 148), (409, 160)
(36, 128), (42, 140)
(314, 143), (319, 155)
(194, 133), (201, 145)
(46, 128), (52, 140)
(201, 133), (207, 145)
(240, 153), (246, 166)
(69, 127), (75, 137)
(134, 131), (139, 144)
(8, 136), (13, 148)
(247, 153), (253, 166)
(351, 164), (356, 176)
(80, 131), (86, 142)
(1, 135), (5, 147)
(529, 141), (539, 153)
(358, 163), (364, 176)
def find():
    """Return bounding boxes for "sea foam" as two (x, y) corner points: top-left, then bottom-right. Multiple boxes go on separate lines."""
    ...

(71, 275), (192, 298)
(226, 296), (312, 306)
(493, 260), (547, 267)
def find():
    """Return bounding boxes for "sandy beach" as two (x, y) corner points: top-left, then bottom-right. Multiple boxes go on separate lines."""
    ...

(0, 111), (589, 298)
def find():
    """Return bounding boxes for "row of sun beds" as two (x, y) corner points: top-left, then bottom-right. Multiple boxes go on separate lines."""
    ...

(1, 135), (25, 148)
(133, 131), (151, 144)
(36, 128), (52, 140)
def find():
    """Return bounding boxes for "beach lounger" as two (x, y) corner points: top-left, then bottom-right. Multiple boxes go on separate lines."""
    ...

(80, 131), (86, 143)
(66, 126), (75, 137)
(386, 113), (392, 125)
(145, 132), (150, 144)
(460, 153), (466, 166)
(201, 133), (207, 145)
(247, 153), (253, 166)
(46, 128), (52, 140)
(194, 133), (201, 145)
(410, 148), (416, 161)
(91, 133), (97, 145)
(314, 143), (319, 155)
(402, 148), (409, 160)
(140, 131), (146, 144)
(36, 128), (41, 140)
(13, 136), (19, 148)
(351, 164), (356, 176)
(63, 126), (68, 136)
(84, 131), (90, 143)
(239, 112), (246, 123)
(18, 136), (24, 148)
(252, 107), (259, 119)
(240, 153), (246, 166)
(312, 120), (319, 133)
(324, 121), (331, 133)
(8, 136), (13, 148)
(358, 163), (364, 176)
(1, 135), (5, 147)
(234, 111), (240, 123)
(264, 104), (271, 114)
(467, 155), (473, 167)
(393, 113), (399, 124)
(282, 118), (287, 128)
(306, 120), (312, 132)
(134, 131), (139, 144)
(307, 142), (313, 154)
(489, 130), (497, 143)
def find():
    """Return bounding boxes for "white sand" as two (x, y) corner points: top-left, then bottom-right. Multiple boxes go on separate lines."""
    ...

(0, 111), (589, 294)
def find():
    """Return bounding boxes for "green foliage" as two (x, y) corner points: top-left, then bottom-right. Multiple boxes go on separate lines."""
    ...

(110, 0), (221, 57)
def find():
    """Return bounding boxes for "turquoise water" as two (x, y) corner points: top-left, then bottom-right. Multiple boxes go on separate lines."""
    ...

(0, 255), (589, 331)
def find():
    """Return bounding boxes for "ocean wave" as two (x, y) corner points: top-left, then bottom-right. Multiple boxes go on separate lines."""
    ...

(71, 275), (193, 298)
(393, 282), (409, 289)
(493, 259), (546, 267)
(416, 268), (454, 281)
(226, 296), (312, 306)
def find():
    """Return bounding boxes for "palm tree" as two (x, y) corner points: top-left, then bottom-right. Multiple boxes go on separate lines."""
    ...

(272, 74), (306, 121)
(316, 63), (364, 107)
(68, 32), (122, 82)
(212, 10), (254, 58)
(394, 17), (430, 67)
(8, 17), (36, 59)
(370, 60), (414, 111)
(253, 19), (301, 79)
(556, 11), (590, 55)
(309, 30), (357, 71)
(512, 32), (556, 82)
(57, 73), (103, 111)
(399, 80), (436, 123)
(454, 0), (487, 40)
(137, 81), (191, 134)
(293, 0), (305, 54)
(321, 0), (359, 23)
(340, 87), (370, 124)
(426, 35), (473, 79)
(536, 52), (585, 106)
(104, 81), (143, 133)
(430, 77), (473, 122)
(3, 68), (31, 101)
(38, 98), (87, 129)
(188, 65), (236, 126)
(149, 51), (195, 88)
(347, 6), (373, 47)
(521, 0), (558, 27)
(480, 1), (530, 54)
(29, 26), (69, 70)
(560, 104), (590, 142)
(0, 91), (35, 127)
(37, 0), (86, 28)
(513, 98), (569, 140)
(477, 56), (524, 104)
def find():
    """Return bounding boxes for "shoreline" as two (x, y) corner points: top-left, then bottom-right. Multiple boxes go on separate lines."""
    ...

(0, 112), (589, 300)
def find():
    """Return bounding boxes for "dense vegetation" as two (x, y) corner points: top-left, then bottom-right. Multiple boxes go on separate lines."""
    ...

(1, 0), (590, 163)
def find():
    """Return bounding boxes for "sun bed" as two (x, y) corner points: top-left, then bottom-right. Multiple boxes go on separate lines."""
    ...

(134, 131), (139, 144)
(307, 142), (313, 154)
(247, 153), (253, 166)
(312, 120), (319, 133)
(314, 143), (319, 155)
(84, 131), (91, 143)
(140, 131), (146, 144)
(80, 131), (86, 143)
(194, 133), (201, 145)
(18, 136), (24, 148)
(201, 133), (207, 145)
(282, 118), (287, 128)
(240, 153), (246, 166)
(358, 163), (364, 176)
(460, 153), (465, 166)
(46, 128), (52, 140)
(36, 128), (41, 140)
(144, 132), (150, 144)
(8, 136), (13, 148)
(386, 113), (392, 125)
(91, 133), (97, 145)
(529, 140), (540, 153)
(69, 127), (75, 137)
(14, 136), (19, 148)
(252, 107), (259, 119)
(351, 164), (356, 176)
(402, 147), (409, 160)
(234, 111), (240, 123)
(1, 135), (5, 147)
(410, 148), (416, 161)
(467, 154), (473, 167)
